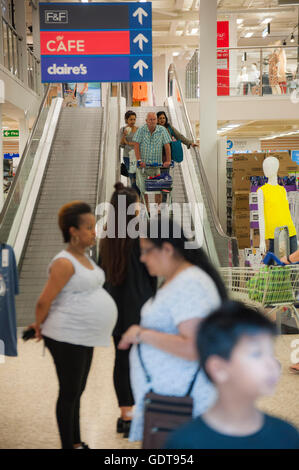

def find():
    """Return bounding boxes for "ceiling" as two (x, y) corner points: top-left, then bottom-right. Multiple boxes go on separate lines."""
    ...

(23, 0), (299, 57)
(4, 0), (299, 141)
(218, 119), (299, 138)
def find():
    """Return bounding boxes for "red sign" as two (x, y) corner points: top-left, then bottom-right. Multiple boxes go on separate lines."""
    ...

(217, 21), (229, 96)
(40, 31), (130, 55)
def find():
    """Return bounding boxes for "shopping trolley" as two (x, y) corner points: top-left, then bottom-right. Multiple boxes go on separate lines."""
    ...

(136, 161), (174, 219)
(219, 252), (299, 334)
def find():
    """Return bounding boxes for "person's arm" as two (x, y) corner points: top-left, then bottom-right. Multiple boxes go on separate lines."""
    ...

(172, 127), (198, 148)
(118, 317), (201, 361)
(28, 258), (74, 340)
(281, 250), (299, 264)
(163, 143), (171, 167)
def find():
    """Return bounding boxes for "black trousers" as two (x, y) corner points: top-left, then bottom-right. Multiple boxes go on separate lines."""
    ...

(44, 336), (94, 449)
(113, 336), (134, 408)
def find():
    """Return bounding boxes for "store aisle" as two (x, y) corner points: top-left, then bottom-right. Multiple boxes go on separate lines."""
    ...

(0, 337), (140, 449)
(0, 335), (299, 449)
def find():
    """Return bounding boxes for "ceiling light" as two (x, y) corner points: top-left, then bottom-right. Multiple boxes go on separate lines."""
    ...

(244, 32), (254, 38)
(283, 39), (287, 45)
(191, 28), (199, 35)
(172, 52), (180, 56)
(81, 0), (89, 2)
(237, 19), (243, 24)
(290, 33), (295, 42)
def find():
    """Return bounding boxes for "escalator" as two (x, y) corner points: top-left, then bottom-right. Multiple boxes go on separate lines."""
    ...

(125, 76), (239, 268)
(0, 86), (105, 327)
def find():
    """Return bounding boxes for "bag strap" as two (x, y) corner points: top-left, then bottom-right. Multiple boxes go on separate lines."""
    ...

(137, 343), (152, 386)
(137, 343), (200, 396)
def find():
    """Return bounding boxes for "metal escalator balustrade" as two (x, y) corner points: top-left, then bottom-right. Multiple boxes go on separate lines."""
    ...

(167, 63), (239, 267)
(16, 107), (104, 326)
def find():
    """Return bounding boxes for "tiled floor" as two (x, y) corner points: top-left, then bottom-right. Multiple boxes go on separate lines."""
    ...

(0, 334), (299, 449)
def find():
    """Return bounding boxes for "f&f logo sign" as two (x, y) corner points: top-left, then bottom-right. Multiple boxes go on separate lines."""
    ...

(45, 10), (68, 24)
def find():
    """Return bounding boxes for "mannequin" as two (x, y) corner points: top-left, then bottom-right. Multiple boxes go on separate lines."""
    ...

(248, 63), (260, 95)
(268, 50), (281, 95)
(236, 65), (248, 95)
(278, 47), (287, 94)
(257, 157), (297, 254)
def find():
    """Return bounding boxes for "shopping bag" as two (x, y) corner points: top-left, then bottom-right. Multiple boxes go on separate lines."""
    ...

(170, 140), (183, 163)
(247, 265), (294, 304)
(129, 149), (137, 174)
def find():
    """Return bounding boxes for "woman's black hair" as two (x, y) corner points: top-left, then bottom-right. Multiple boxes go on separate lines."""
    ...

(156, 111), (169, 128)
(144, 217), (227, 301)
(125, 110), (137, 122)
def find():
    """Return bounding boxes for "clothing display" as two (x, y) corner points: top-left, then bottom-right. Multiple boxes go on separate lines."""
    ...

(129, 266), (221, 441)
(132, 82), (148, 102)
(260, 184), (296, 240)
(269, 51), (279, 86)
(0, 244), (19, 357)
(166, 414), (299, 449)
(41, 250), (117, 347)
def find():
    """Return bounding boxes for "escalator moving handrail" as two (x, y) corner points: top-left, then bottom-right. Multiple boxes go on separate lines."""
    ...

(0, 84), (50, 226)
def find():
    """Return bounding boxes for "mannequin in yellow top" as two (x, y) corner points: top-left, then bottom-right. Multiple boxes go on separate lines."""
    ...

(257, 157), (297, 255)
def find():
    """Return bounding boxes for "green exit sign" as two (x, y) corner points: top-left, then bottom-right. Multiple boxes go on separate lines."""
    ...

(3, 129), (19, 138)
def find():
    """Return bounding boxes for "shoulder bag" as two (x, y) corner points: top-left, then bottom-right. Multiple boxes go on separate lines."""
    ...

(137, 344), (199, 449)
(168, 126), (184, 163)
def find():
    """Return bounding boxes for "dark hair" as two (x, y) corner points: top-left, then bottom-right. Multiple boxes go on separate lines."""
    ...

(157, 111), (169, 128)
(197, 301), (277, 381)
(144, 217), (227, 301)
(99, 182), (139, 285)
(58, 201), (92, 243)
(125, 110), (137, 122)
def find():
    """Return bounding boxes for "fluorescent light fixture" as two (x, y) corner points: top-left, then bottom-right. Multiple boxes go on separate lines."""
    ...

(191, 28), (199, 35)
(172, 52), (180, 56)
(237, 18), (243, 24)
(261, 18), (272, 24)
(81, 0), (89, 2)
(244, 32), (254, 38)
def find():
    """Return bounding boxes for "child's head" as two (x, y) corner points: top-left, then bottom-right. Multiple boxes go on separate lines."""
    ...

(197, 301), (280, 400)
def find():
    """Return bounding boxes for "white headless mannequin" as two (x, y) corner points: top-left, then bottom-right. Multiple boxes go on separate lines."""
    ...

(257, 157), (279, 253)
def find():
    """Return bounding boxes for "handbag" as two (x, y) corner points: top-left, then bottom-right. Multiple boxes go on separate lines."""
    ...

(168, 126), (183, 163)
(129, 149), (137, 174)
(137, 344), (200, 449)
(121, 162), (129, 177)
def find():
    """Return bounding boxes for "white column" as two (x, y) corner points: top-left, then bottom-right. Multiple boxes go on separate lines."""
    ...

(199, 0), (218, 208)
(229, 15), (238, 96)
(0, 80), (4, 210)
(217, 135), (228, 232)
(153, 53), (172, 106)
(14, 0), (28, 86)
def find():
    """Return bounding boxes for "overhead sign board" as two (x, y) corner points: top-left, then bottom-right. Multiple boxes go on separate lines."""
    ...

(39, 2), (152, 83)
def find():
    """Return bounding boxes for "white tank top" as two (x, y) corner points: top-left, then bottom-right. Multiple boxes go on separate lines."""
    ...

(41, 250), (117, 347)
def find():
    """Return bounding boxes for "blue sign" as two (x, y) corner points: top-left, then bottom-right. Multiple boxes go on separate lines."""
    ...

(39, 2), (152, 83)
(291, 150), (299, 164)
(227, 139), (233, 150)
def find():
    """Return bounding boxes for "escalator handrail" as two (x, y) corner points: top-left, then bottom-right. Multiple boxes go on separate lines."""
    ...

(0, 83), (50, 226)
(168, 63), (239, 266)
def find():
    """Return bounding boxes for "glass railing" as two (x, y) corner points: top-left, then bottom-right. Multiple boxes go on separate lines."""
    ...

(1, 16), (41, 93)
(186, 46), (299, 99)
(0, 84), (54, 244)
(2, 16), (22, 81)
(171, 63), (239, 267)
(27, 46), (41, 94)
